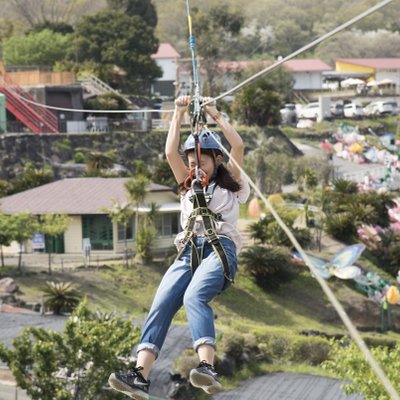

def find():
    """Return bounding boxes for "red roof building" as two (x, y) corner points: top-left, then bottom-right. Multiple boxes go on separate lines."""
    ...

(151, 43), (181, 98)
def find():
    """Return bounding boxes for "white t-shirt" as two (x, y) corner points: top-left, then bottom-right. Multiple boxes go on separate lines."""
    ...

(174, 174), (250, 254)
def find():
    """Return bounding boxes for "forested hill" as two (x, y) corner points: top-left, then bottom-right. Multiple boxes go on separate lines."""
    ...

(154, 0), (400, 64)
(1, 0), (399, 66)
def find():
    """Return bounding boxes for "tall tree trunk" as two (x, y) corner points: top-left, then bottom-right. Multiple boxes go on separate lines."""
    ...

(0, 246), (4, 268)
(18, 243), (23, 274)
(48, 251), (52, 275)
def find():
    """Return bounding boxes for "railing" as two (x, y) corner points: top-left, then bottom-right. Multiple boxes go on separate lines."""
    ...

(0, 68), (59, 134)
(79, 75), (134, 106)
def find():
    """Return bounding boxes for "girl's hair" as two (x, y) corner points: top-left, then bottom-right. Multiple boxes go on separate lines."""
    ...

(182, 148), (241, 192)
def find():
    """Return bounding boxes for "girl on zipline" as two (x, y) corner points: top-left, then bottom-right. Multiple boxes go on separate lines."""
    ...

(109, 95), (249, 400)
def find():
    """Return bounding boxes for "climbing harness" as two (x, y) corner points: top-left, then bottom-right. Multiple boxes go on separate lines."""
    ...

(179, 0), (232, 286)
(5, 0), (400, 395)
(177, 178), (233, 286)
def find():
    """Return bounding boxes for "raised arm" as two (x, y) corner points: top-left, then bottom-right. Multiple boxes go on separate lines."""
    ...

(203, 98), (244, 181)
(165, 96), (191, 184)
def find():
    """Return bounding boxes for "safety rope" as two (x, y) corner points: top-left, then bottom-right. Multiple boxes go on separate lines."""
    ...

(185, 0), (208, 186)
(204, 128), (400, 400)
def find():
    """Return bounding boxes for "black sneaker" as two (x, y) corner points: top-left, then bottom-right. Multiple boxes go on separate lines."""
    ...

(189, 360), (223, 394)
(108, 366), (150, 400)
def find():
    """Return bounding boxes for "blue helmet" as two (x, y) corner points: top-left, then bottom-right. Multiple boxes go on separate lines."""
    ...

(184, 130), (223, 153)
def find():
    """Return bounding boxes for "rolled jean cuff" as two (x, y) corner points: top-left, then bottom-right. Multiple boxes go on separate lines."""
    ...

(137, 342), (160, 360)
(193, 336), (216, 353)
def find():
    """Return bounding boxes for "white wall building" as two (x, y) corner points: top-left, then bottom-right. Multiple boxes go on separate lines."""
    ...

(151, 43), (181, 98)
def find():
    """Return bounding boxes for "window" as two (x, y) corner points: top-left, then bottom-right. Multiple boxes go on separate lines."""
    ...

(117, 221), (134, 241)
(82, 215), (113, 250)
(155, 213), (180, 237)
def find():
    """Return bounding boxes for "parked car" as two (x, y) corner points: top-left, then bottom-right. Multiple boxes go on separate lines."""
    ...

(384, 101), (398, 115)
(344, 103), (364, 119)
(280, 103), (297, 125)
(363, 101), (394, 117)
(298, 102), (319, 120)
(330, 103), (344, 118)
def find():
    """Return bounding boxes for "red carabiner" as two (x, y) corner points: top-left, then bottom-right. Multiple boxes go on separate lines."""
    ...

(183, 168), (209, 190)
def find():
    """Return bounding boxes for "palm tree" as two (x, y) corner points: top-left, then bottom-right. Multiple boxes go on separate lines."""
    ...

(107, 200), (134, 268)
(42, 281), (81, 315)
(125, 175), (149, 263)
(85, 151), (115, 176)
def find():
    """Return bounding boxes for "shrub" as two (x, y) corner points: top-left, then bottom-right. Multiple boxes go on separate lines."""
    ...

(41, 281), (82, 315)
(54, 138), (72, 152)
(325, 213), (356, 242)
(248, 210), (311, 248)
(323, 341), (400, 400)
(258, 334), (292, 362)
(291, 336), (331, 365)
(135, 223), (156, 263)
(240, 245), (297, 290)
(73, 151), (86, 164)
(175, 349), (199, 378)
(221, 333), (245, 362)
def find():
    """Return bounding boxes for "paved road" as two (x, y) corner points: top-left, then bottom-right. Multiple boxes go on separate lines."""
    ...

(293, 140), (387, 182)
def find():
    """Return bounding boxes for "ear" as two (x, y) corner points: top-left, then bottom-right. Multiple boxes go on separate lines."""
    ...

(215, 155), (223, 166)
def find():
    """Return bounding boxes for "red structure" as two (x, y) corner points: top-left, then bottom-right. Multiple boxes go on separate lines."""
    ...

(0, 64), (59, 134)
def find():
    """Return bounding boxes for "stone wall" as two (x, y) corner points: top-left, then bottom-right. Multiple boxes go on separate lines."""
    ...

(0, 131), (168, 181)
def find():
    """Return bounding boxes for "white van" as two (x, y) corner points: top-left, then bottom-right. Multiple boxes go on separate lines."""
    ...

(298, 102), (319, 120)
(344, 103), (364, 119)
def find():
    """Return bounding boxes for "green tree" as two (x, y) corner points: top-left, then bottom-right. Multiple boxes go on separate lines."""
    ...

(106, 200), (134, 268)
(125, 175), (149, 262)
(192, 5), (244, 95)
(106, 0), (157, 27)
(73, 10), (161, 93)
(12, 212), (39, 273)
(151, 159), (177, 190)
(0, 179), (11, 198)
(232, 68), (294, 126)
(28, 21), (74, 34)
(39, 213), (71, 275)
(0, 213), (16, 267)
(85, 92), (128, 117)
(84, 151), (115, 176)
(323, 340), (400, 400)
(10, 162), (53, 194)
(3, 29), (71, 66)
(125, 175), (148, 234)
(0, 301), (140, 400)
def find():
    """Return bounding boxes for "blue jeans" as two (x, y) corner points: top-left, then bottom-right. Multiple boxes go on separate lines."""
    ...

(137, 236), (237, 359)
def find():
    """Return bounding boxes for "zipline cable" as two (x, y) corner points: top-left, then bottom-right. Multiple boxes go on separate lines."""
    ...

(207, 0), (395, 104)
(207, 129), (400, 400)
(0, 92), (169, 114)
(5, 0), (394, 116)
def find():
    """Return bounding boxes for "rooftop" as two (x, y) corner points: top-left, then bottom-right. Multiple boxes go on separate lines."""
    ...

(151, 43), (180, 59)
(0, 178), (175, 215)
(283, 59), (332, 72)
(336, 58), (400, 69)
